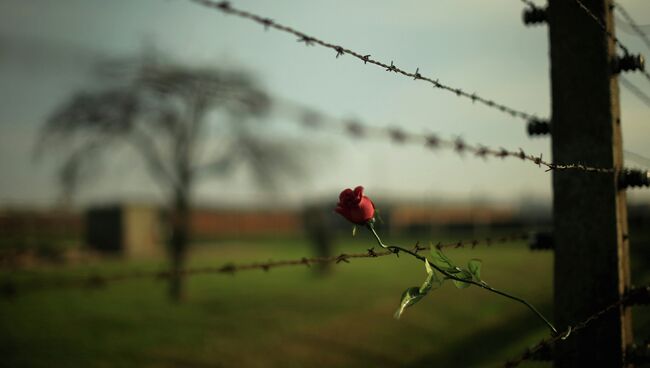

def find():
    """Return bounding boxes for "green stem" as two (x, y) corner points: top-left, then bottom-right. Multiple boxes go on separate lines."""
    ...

(366, 223), (558, 335)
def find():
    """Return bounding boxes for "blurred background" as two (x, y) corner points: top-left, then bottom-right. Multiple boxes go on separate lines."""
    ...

(0, 0), (649, 367)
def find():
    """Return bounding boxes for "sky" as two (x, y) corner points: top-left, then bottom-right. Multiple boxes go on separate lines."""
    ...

(0, 0), (649, 209)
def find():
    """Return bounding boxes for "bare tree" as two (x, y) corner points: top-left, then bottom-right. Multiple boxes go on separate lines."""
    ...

(39, 53), (302, 301)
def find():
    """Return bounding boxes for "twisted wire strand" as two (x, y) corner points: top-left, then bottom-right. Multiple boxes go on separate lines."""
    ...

(620, 75), (650, 107)
(503, 285), (650, 367)
(573, 0), (650, 82)
(614, 3), (650, 54)
(616, 15), (650, 36)
(573, 0), (630, 54)
(186, 0), (633, 174)
(188, 0), (544, 122)
(275, 99), (619, 174)
(1, 233), (529, 297)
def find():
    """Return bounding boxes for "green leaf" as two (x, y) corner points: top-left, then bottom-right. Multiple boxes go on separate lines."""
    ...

(352, 225), (357, 237)
(451, 269), (473, 289)
(429, 247), (456, 272)
(394, 260), (444, 319)
(467, 259), (482, 281)
(425, 258), (434, 275)
(420, 259), (442, 294)
(394, 287), (424, 319)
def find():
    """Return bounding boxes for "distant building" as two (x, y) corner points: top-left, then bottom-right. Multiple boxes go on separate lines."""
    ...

(4, 201), (644, 258)
(85, 204), (161, 257)
(85, 205), (302, 255)
(0, 208), (81, 257)
(388, 205), (517, 235)
(191, 208), (301, 238)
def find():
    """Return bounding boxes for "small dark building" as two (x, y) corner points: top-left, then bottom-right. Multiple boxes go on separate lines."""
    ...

(85, 204), (161, 257)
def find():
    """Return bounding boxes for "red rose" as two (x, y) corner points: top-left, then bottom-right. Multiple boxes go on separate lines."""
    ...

(335, 186), (375, 224)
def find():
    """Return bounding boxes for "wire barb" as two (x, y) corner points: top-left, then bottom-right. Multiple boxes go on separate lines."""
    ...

(187, 0), (545, 122)
(273, 100), (637, 174)
(335, 254), (350, 264)
(2, 232), (532, 297)
(504, 285), (650, 367)
(573, 0), (650, 83)
(413, 67), (422, 80)
(297, 35), (314, 46)
(301, 257), (311, 267)
(572, 0), (630, 55)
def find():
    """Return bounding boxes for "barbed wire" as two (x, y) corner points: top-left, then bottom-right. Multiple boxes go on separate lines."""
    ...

(573, 0), (650, 82)
(616, 15), (650, 35)
(614, 3), (650, 53)
(519, 2), (650, 173)
(573, 0), (631, 55)
(620, 75), (650, 107)
(274, 99), (619, 174)
(0, 233), (530, 297)
(613, 2), (650, 84)
(503, 285), (650, 367)
(184, 0), (639, 175)
(188, 0), (544, 123)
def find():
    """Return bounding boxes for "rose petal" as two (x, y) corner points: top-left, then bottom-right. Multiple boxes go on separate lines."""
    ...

(339, 188), (353, 202)
(354, 186), (364, 201)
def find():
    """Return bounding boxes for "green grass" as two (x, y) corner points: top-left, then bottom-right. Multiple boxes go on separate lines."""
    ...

(0, 234), (565, 368)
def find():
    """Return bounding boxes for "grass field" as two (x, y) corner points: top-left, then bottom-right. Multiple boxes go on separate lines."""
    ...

(0, 233), (646, 368)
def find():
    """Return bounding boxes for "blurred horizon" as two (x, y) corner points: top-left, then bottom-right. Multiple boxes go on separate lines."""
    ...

(1, 0), (649, 209)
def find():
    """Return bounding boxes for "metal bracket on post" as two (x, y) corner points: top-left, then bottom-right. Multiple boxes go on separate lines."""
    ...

(619, 169), (650, 189)
(527, 119), (551, 136)
(523, 5), (548, 26)
(612, 53), (645, 74)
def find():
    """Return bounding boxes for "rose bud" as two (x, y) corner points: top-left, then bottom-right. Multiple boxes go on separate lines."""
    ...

(335, 186), (375, 224)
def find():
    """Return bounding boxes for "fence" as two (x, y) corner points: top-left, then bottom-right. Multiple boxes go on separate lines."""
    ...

(3, 0), (650, 366)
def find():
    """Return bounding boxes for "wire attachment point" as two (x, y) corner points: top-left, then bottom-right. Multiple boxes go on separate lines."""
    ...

(619, 169), (650, 189)
(523, 5), (547, 26)
(612, 53), (645, 74)
(527, 119), (551, 136)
